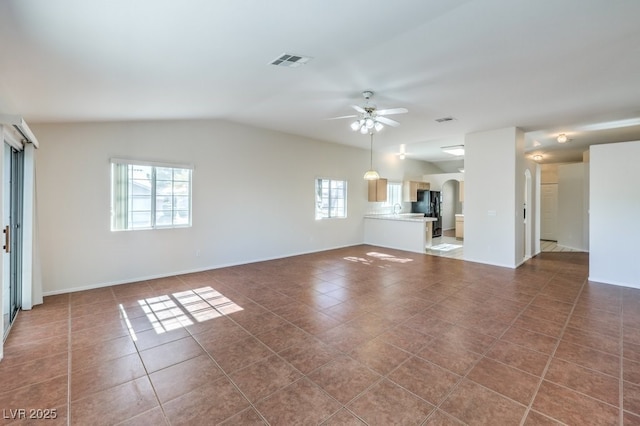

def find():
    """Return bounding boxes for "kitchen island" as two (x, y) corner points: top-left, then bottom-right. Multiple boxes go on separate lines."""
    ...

(363, 214), (438, 254)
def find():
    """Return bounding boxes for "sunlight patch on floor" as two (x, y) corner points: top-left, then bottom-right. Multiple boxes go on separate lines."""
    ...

(122, 286), (243, 336)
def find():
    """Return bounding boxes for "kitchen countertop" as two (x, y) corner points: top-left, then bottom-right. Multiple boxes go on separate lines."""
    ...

(364, 214), (437, 222)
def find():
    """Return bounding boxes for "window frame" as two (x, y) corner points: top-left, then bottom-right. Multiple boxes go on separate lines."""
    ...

(382, 181), (403, 208)
(110, 158), (193, 231)
(315, 177), (348, 220)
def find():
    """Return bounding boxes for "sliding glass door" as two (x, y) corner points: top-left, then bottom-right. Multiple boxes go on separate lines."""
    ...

(2, 142), (23, 338)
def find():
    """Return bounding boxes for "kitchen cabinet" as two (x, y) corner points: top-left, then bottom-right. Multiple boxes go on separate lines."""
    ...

(459, 181), (464, 202)
(455, 215), (464, 239)
(402, 181), (430, 202)
(368, 178), (388, 202)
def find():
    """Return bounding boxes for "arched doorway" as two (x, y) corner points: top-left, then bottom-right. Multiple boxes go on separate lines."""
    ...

(441, 179), (460, 235)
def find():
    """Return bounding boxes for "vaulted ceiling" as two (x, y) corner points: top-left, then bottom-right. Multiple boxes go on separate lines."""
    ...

(1, 0), (639, 170)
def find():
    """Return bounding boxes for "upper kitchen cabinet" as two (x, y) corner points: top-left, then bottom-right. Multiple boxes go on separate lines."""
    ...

(368, 178), (388, 202)
(402, 180), (429, 202)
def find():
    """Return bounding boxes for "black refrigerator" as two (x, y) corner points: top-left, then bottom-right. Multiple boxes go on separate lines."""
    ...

(411, 190), (442, 237)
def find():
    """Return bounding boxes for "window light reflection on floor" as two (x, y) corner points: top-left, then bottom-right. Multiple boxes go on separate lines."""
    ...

(367, 251), (413, 263)
(124, 286), (243, 336)
(119, 304), (138, 341)
(343, 251), (413, 265)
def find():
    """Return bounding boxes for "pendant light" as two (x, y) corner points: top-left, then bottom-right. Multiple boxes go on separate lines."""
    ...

(363, 132), (380, 180)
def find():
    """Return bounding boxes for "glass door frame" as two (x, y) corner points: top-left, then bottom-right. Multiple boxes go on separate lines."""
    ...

(2, 135), (24, 340)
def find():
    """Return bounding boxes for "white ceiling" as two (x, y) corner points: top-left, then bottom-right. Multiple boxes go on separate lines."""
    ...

(1, 0), (639, 171)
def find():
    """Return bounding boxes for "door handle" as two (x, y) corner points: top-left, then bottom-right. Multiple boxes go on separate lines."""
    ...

(3, 225), (9, 253)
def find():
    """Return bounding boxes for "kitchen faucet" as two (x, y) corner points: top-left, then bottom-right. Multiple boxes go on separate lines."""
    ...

(393, 203), (402, 215)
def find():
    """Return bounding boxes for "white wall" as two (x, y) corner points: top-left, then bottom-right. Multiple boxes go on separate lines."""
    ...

(557, 163), (588, 251)
(464, 127), (524, 268)
(514, 132), (526, 264)
(421, 172), (464, 191)
(589, 141), (640, 287)
(33, 119), (439, 294)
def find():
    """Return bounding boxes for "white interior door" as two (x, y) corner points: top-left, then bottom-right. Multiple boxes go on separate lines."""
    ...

(541, 183), (558, 241)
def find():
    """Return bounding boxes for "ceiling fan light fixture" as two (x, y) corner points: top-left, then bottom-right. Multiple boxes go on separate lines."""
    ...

(557, 133), (568, 143)
(336, 91), (405, 133)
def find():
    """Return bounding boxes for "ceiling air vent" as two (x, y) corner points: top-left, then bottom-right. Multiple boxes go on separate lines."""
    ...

(269, 53), (313, 68)
(435, 116), (456, 123)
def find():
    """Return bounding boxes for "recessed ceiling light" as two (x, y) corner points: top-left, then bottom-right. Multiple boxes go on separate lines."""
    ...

(441, 145), (465, 156)
(533, 154), (543, 161)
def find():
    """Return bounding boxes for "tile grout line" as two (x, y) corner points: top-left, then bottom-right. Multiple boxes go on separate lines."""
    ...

(519, 267), (590, 426)
(45, 251), (597, 425)
(175, 275), (274, 426)
(211, 274), (439, 425)
(111, 283), (170, 426)
(417, 269), (562, 426)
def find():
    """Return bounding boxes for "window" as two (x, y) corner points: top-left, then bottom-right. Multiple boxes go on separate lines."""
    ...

(383, 182), (402, 208)
(315, 178), (347, 219)
(111, 159), (192, 230)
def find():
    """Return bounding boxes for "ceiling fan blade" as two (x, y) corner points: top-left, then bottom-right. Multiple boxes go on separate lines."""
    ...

(376, 107), (408, 116)
(325, 114), (358, 120)
(351, 105), (366, 114)
(376, 116), (401, 127)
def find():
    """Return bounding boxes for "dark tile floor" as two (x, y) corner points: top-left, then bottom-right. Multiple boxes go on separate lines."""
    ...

(0, 245), (636, 425)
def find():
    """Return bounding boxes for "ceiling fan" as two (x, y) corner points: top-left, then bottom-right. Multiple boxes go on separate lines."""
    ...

(329, 91), (408, 134)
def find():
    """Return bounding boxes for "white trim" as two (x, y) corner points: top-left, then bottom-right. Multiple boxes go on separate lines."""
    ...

(462, 256), (518, 269)
(2, 127), (23, 151)
(41, 243), (362, 296)
(21, 143), (37, 309)
(587, 277), (640, 289)
(110, 157), (194, 170)
(0, 115), (39, 148)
